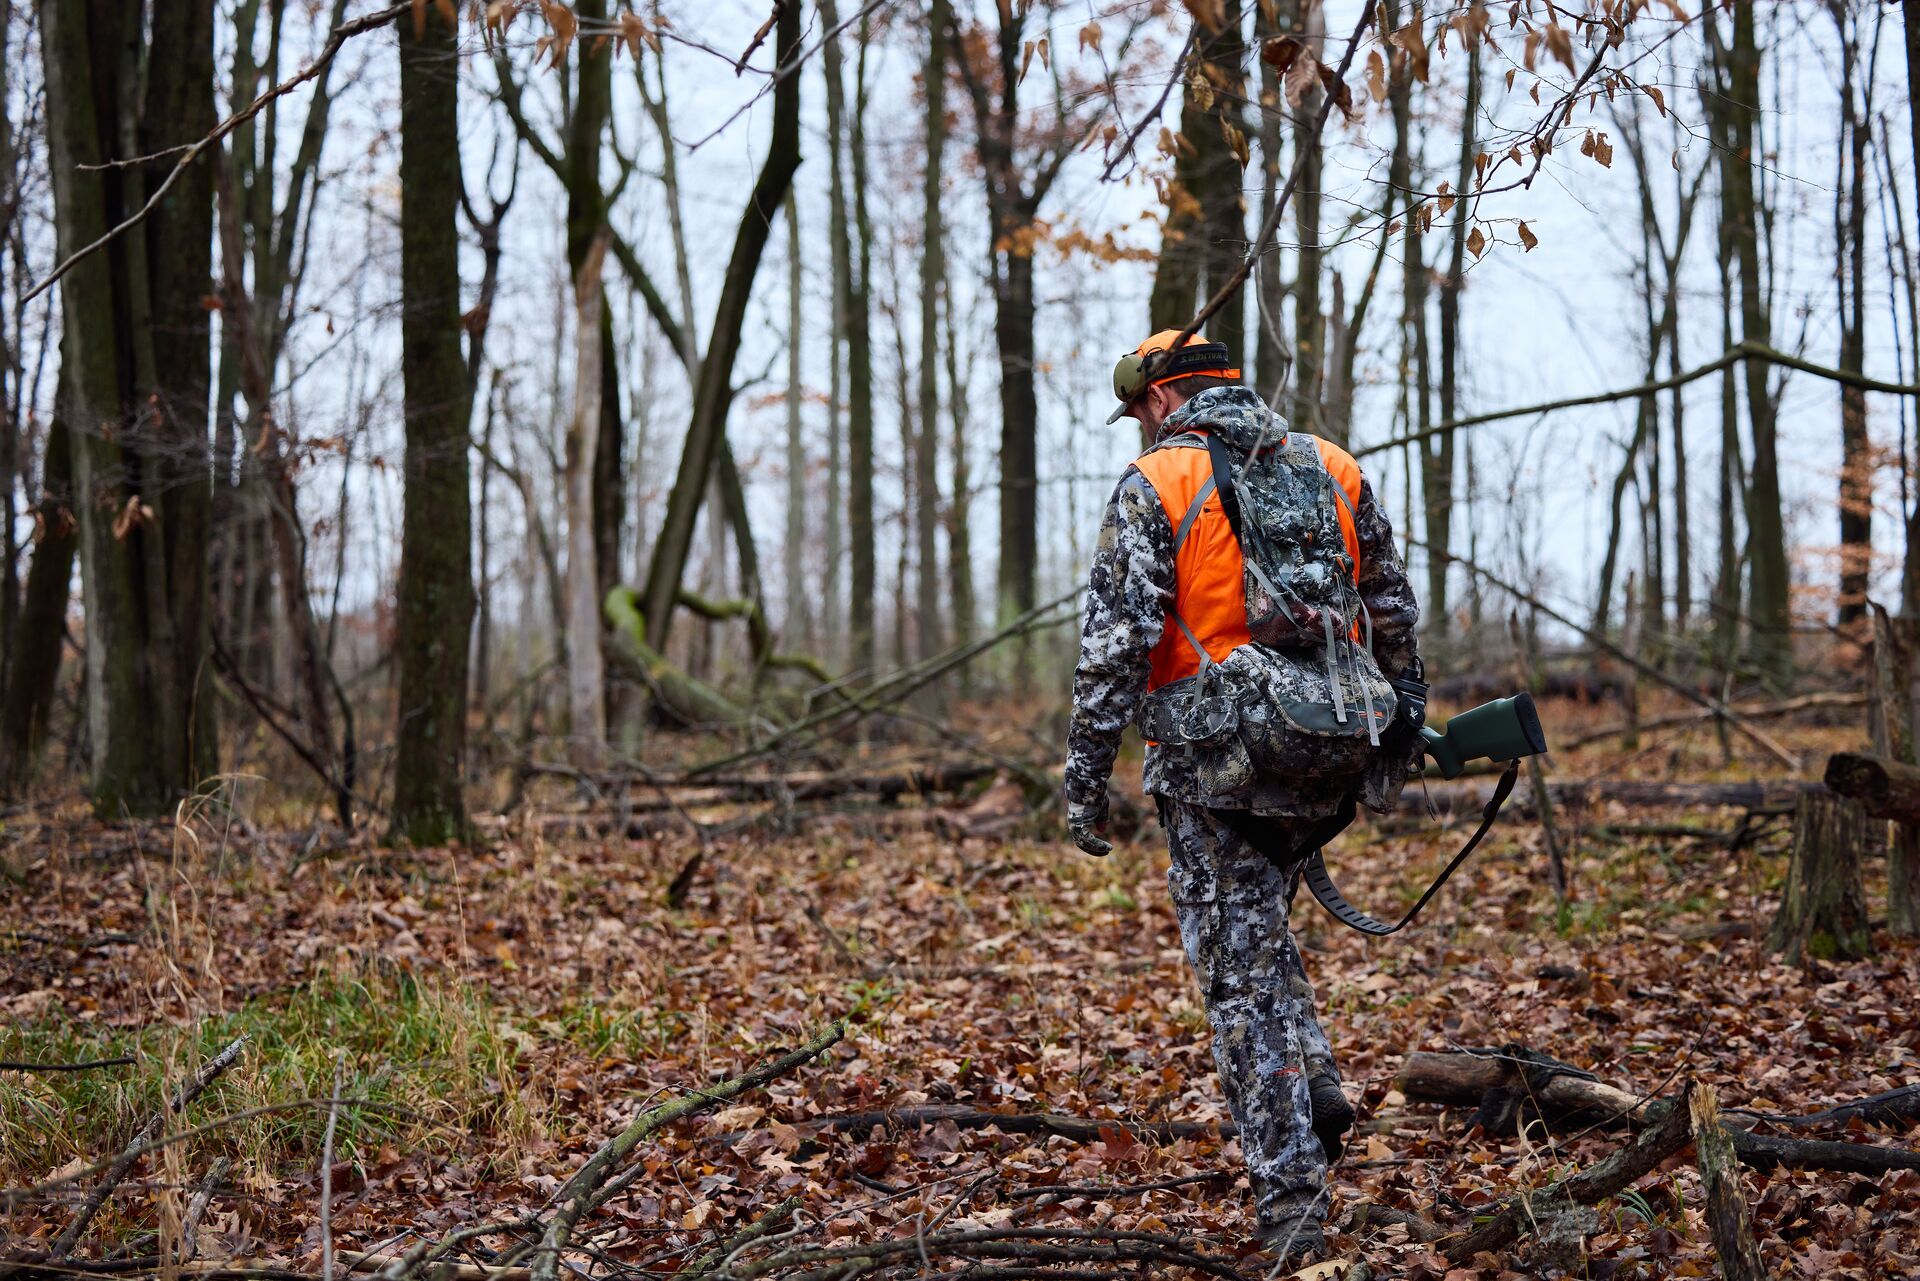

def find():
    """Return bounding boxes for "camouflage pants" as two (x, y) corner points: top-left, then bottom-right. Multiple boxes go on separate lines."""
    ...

(1158, 798), (1339, 1237)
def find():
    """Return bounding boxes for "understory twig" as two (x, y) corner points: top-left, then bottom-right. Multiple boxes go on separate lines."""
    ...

(49, 1036), (249, 1258)
(527, 1022), (846, 1281)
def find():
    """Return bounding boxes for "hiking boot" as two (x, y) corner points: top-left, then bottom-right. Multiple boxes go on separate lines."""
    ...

(1308, 1073), (1355, 1164)
(1258, 1218), (1327, 1268)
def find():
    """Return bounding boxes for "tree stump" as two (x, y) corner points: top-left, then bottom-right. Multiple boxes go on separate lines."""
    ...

(1769, 791), (1873, 964)
(1689, 1084), (1768, 1281)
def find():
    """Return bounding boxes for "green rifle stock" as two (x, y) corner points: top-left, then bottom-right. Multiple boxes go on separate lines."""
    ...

(1417, 692), (1549, 780)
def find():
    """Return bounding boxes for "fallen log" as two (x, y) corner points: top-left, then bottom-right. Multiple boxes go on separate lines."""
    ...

(659, 763), (995, 804)
(1735, 1082), (1920, 1130)
(1397, 1047), (1655, 1127)
(1399, 1048), (1920, 1175)
(1730, 1131), (1920, 1175)
(1432, 670), (1629, 707)
(1824, 750), (1920, 823)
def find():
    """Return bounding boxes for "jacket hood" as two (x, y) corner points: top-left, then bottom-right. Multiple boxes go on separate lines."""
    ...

(1157, 385), (1290, 454)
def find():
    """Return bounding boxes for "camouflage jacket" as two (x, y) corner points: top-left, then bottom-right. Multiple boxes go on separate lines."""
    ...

(1065, 387), (1421, 818)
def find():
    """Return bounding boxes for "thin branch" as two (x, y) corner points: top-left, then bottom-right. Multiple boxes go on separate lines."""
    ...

(49, 1037), (248, 1258)
(1404, 536), (1801, 769)
(1172, 1), (1375, 347)
(1356, 340), (1920, 459)
(0, 1057), (136, 1072)
(526, 1022), (846, 1281)
(24, 4), (408, 303)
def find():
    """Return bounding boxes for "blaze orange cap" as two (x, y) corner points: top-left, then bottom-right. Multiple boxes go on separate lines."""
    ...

(1106, 329), (1241, 423)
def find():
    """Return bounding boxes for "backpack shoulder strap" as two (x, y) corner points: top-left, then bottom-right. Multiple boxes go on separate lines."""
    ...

(1203, 432), (1244, 542)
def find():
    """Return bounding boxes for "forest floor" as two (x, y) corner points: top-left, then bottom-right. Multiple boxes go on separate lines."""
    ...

(3, 694), (1918, 1279)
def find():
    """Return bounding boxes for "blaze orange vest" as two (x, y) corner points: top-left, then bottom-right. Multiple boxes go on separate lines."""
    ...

(1133, 432), (1365, 692)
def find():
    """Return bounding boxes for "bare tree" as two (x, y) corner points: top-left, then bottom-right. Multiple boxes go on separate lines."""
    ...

(37, 0), (219, 815)
(916, 0), (950, 669)
(1148, 0), (1246, 359)
(1831, 0), (1875, 627)
(391, 0), (473, 844)
(1706, 3), (1789, 685)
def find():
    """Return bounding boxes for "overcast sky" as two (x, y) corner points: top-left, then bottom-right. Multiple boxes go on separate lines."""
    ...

(12, 0), (1914, 664)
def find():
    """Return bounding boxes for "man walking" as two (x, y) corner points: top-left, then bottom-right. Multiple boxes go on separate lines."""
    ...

(1063, 331), (1421, 1262)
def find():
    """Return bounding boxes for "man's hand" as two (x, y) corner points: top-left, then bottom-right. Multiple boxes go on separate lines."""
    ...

(1068, 795), (1113, 858)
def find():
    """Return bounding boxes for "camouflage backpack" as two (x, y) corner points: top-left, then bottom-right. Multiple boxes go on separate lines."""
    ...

(1135, 408), (1394, 799)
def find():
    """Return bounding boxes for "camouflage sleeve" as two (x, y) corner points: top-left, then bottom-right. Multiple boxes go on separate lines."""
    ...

(1064, 468), (1175, 813)
(1354, 476), (1421, 679)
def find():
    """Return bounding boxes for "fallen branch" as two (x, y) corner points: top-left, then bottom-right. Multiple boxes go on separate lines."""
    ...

(785, 1104), (1231, 1144)
(1563, 691), (1866, 751)
(344, 1254), (525, 1281)
(1409, 777), (1817, 814)
(1402, 539), (1802, 770)
(721, 1226), (1249, 1281)
(1729, 1131), (1920, 1176)
(684, 589), (1083, 780)
(526, 1021), (846, 1281)
(636, 763), (995, 808)
(49, 1035), (249, 1258)
(0, 1057), (136, 1072)
(685, 1195), (801, 1277)
(1728, 1082), (1920, 1130)
(1444, 1081), (1694, 1262)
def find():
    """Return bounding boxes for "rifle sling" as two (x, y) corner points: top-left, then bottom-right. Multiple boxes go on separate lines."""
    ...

(1210, 760), (1522, 936)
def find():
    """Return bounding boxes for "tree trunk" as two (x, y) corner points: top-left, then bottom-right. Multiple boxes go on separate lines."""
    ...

(0, 391), (75, 797)
(563, 0), (623, 627)
(1902, 0), (1920, 617)
(638, 2), (801, 657)
(391, 0), (473, 845)
(844, 8), (876, 675)
(1710, 4), (1789, 686)
(1252, 1), (1287, 400)
(1768, 790), (1873, 964)
(916, 0), (949, 668)
(1866, 602), (1920, 935)
(944, 292), (975, 692)
(822, 3), (849, 656)
(1834, 3), (1871, 628)
(1387, 0), (1441, 651)
(565, 235), (610, 764)
(39, 0), (217, 817)
(1436, 37), (1477, 533)
(784, 191), (810, 649)
(0, 0), (17, 647)
(947, 4), (1054, 686)
(474, 376), (496, 726)
(1711, 160), (1744, 682)
(1291, 0), (1324, 435)
(1147, 0), (1245, 359)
